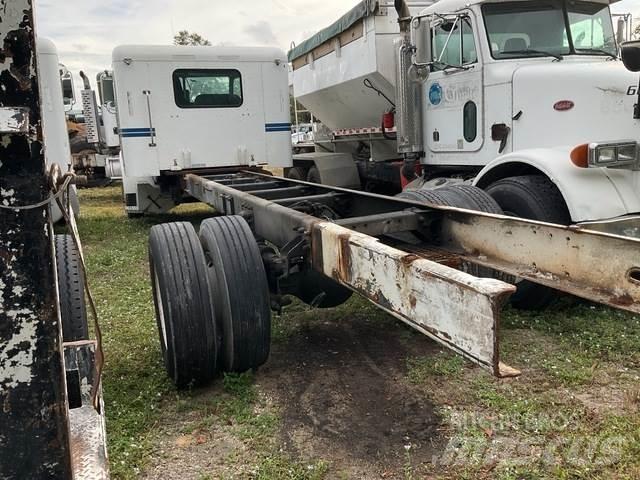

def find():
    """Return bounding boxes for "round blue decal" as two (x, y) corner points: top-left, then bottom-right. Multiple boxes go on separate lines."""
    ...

(429, 82), (443, 106)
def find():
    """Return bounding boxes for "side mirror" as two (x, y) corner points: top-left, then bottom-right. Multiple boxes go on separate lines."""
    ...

(621, 40), (640, 72)
(60, 65), (75, 109)
(413, 17), (432, 66)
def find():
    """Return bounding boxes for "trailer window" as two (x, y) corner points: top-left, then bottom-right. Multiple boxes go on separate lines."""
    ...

(173, 69), (243, 108)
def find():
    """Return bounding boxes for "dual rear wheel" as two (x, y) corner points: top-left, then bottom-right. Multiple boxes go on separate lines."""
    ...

(149, 216), (271, 388)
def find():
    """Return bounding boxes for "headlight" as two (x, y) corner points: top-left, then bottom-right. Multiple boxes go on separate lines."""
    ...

(588, 141), (638, 168)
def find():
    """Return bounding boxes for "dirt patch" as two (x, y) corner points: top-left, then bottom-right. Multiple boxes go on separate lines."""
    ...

(260, 314), (446, 478)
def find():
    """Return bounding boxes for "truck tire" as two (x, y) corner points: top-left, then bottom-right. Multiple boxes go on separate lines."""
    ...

(437, 185), (503, 214)
(149, 222), (218, 387)
(199, 216), (271, 373)
(307, 166), (321, 184)
(286, 166), (308, 181)
(55, 234), (89, 342)
(397, 189), (450, 205)
(398, 186), (509, 281)
(400, 185), (502, 213)
(485, 175), (570, 310)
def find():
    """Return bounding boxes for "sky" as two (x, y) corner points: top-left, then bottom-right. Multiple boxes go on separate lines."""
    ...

(36, 0), (640, 95)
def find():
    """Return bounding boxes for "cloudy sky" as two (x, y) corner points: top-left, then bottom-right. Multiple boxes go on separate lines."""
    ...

(36, 0), (640, 92)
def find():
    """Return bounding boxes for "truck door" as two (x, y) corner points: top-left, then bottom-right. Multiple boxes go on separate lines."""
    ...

(114, 62), (160, 178)
(424, 15), (484, 157)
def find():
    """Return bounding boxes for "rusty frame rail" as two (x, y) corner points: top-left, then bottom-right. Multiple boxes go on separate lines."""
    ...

(311, 221), (517, 376)
(439, 210), (640, 313)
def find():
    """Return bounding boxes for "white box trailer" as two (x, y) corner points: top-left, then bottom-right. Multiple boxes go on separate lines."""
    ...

(108, 45), (292, 215)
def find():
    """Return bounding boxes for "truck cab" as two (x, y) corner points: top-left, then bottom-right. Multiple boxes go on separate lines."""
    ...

(416, 0), (639, 232)
(94, 45), (292, 215)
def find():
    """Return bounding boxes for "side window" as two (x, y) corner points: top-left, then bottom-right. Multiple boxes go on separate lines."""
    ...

(173, 69), (243, 108)
(432, 18), (477, 71)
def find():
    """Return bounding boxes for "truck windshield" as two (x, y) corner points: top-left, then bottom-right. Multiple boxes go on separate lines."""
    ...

(482, 0), (617, 60)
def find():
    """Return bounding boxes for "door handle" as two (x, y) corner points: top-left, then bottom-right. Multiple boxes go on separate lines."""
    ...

(143, 90), (157, 147)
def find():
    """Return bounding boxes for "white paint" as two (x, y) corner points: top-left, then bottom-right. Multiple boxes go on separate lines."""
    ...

(0, 309), (39, 389)
(0, 108), (29, 133)
(12, 285), (25, 297)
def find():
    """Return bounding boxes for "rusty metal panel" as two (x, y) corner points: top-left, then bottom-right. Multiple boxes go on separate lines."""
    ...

(0, 1), (73, 477)
(440, 211), (640, 313)
(312, 221), (518, 377)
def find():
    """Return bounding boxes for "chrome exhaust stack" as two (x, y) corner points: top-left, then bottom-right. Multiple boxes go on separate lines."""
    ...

(394, 0), (423, 181)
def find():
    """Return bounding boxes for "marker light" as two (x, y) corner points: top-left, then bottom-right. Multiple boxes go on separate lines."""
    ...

(570, 143), (588, 168)
(571, 141), (638, 169)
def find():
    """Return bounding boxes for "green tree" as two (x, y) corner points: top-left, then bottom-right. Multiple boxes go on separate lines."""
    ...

(173, 30), (212, 46)
(635, 23), (640, 39)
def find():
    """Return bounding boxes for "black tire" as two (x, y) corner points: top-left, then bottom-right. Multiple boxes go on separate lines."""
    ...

(397, 188), (451, 205)
(286, 166), (308, 181)
(199, 216), (271, 373)
(486, 175), (570, 310)
(398, 185), (502, 213)
(437, 184), (503, 214)
(397, 186), (508, 280)
(55, 234), (89, 342)
(149, 222), (218, 387)
(307, 166), (321, 184)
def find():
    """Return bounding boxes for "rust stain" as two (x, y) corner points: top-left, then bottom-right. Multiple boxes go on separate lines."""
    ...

(409, 294), (417, 309)
(336, 232), (352, 282)
(609, 293), (634, 307)
(400, 253), (420, 266)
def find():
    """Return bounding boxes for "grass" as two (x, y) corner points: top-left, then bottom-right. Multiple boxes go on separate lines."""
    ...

(75, 185), (640, 479)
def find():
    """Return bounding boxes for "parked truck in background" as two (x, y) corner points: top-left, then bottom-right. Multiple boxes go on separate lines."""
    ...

(288, 0), (640, 245)
(37, 37), (80, 221)
(80, 45), (292, 216)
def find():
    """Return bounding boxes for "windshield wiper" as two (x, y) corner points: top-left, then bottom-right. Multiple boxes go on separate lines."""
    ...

(502, 49), (564, 61)
(574, 48), (617, 59)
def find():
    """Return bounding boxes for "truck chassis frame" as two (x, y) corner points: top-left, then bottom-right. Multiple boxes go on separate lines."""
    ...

(182, 170), (640, 376)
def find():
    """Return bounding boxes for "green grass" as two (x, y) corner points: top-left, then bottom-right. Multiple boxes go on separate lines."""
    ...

(78, 187), (213, 478)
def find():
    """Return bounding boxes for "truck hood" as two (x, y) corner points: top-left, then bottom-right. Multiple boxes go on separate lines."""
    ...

(511, 60), (640, 151)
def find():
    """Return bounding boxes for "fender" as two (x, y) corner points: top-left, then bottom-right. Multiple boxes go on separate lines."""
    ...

(473, 147), (640, 222)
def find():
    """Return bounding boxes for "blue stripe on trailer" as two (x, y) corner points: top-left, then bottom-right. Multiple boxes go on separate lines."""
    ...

(265, 122), (291, 132)
(121, 128), (156, 138)
(121, 132), (156, 138)
(121, 128), (156, 133)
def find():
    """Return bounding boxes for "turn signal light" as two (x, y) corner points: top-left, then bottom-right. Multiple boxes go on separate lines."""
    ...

(570, 143), (589, 168)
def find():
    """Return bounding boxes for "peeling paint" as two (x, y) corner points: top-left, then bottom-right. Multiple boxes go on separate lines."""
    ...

(0, 308), (38, 389)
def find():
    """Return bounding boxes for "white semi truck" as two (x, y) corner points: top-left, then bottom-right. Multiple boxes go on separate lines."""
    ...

(289, 0), (640, 243)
